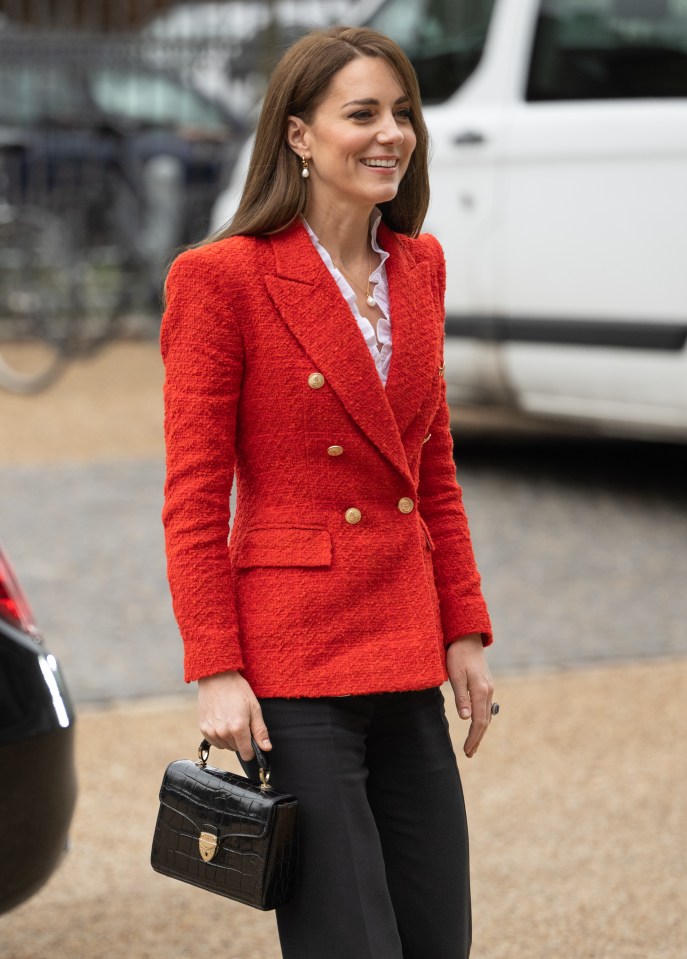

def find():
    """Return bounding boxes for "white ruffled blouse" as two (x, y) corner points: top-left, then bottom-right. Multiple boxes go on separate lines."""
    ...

(302, 209), (392, 386)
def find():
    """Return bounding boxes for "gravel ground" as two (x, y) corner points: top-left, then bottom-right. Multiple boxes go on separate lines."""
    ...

(1, 343), (686, 958)
(0, 341), (164, 464)
(1, 659), (686, 959)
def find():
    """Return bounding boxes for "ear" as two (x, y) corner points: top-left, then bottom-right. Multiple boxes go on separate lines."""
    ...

(286, 116), (310, 157)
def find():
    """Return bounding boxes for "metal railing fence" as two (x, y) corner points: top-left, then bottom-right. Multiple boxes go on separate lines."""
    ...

(0, 0), (354, 361)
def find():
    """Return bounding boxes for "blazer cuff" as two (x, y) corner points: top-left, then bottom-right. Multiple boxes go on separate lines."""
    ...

(183, 632), (244, 683)
(441, 603), (493, 648)
(445, 630), (493, 649)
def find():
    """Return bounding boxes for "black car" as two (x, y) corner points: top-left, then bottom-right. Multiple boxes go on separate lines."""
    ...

(0, 542), (77, 915)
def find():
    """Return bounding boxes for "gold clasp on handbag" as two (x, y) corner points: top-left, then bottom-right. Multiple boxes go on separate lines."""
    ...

(199, 831), (218, 863)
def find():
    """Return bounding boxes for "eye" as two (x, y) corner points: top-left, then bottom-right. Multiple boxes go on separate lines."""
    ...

(349, 110), (373, 121)
(396, 108), (412, 121)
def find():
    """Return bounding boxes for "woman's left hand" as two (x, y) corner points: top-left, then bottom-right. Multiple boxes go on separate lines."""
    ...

(446, 633), (495, 758)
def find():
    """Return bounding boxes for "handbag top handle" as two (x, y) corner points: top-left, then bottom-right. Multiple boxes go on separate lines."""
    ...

(197, 737), (272, 790)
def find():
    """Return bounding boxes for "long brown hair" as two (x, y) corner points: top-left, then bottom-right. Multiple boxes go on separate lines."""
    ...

(208, 26), (429, 243)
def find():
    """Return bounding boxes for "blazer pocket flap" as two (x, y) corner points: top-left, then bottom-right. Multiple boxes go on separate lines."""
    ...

(234, 527), (332, 569)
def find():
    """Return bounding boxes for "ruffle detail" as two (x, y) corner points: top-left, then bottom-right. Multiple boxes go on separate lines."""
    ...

(302, 208), (392, 385)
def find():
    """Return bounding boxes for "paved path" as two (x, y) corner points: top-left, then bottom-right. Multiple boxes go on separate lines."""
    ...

(1, 432), (685, 702)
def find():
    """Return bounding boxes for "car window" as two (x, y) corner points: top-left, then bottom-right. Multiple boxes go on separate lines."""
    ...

(527, 0), (687, 100)
(0, 63), (85, 125)
(89, 68), (229, 133)
(364, 0), (497, 104)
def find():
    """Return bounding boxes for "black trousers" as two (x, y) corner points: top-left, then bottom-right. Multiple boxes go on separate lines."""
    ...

(240, 686), (471, 959)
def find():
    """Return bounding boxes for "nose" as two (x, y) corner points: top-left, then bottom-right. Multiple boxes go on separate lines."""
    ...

(376, 113), (404, 145)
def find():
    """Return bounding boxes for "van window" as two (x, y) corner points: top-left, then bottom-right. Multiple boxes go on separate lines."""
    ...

(365, 0), (497, 104)
(527, 0), (687, 100)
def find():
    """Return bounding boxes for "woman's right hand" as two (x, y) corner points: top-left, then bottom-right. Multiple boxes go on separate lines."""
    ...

(197, 670), (272, 762)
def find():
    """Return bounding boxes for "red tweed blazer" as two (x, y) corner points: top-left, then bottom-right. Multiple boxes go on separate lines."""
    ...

(161, 217), (492, 697)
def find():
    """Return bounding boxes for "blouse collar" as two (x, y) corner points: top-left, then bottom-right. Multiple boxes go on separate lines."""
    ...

(301, 207), (390, 281)
(300, 207), (392, 383)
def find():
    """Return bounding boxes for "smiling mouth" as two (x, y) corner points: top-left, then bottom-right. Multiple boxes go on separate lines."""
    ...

(361, 158), (398, 168)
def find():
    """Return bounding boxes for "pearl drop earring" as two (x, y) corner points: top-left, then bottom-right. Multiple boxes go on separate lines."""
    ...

(301, 155), (310, 179)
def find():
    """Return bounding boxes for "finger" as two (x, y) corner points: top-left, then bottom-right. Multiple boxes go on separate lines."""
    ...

(233, 725), (256, 763)
(463, 678), (494, 757)
(250, 701), (272, 751)
(464, 717), (486, 757)
(199, 723), (237, 752)
(453, 672), (472, 721)
(464, 713), (490, 757)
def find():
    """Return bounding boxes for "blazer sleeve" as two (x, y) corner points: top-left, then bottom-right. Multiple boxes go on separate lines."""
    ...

(417, 236), (493, 648)
(160, 247), (245, 682)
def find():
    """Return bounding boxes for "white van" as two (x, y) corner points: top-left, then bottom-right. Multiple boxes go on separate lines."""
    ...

(211, 0), (687, 441)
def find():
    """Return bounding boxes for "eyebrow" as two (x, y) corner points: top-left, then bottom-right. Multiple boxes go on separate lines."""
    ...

(341, 95), (411, 108)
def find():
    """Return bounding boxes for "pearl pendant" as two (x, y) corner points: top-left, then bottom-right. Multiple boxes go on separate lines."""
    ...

(366, 294), (376, 307)
(301, 168), (309, 179)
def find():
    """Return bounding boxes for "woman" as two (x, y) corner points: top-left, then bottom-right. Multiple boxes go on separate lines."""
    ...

(161, 25), (496, 959)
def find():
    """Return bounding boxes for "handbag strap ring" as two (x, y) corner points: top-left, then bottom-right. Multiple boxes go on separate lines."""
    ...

(197, 737), (272, 789)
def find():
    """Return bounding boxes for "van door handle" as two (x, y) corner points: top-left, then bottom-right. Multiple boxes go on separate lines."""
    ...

(454, 130), (487, 146)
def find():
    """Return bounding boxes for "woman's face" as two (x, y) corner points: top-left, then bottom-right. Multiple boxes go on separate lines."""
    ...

(288, 55), (417, 216)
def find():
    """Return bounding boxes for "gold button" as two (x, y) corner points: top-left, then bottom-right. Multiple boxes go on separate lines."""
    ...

(308, 372), (325, 389)
(345, 507), (362, 525)
(327, 445), (344, 457)
(398, 497), (414, 514)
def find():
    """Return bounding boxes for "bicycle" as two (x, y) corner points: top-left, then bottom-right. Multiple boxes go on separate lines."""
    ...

(0, 138), (161, 395)
(0, 197), (77, 394)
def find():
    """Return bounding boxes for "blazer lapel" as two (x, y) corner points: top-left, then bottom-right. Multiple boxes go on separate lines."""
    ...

(265, 220), (443, 480)
(381, 224), (444, 438)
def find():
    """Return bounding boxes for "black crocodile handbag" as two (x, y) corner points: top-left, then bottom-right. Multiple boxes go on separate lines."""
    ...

(151, 737), (298, 910)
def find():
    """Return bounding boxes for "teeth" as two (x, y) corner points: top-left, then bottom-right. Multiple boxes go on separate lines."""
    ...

(362, 159), (397, 168)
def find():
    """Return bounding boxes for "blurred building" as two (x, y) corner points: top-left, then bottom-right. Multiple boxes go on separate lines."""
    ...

(0, 0), (351, 327)
(0, 0), (172, 30)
